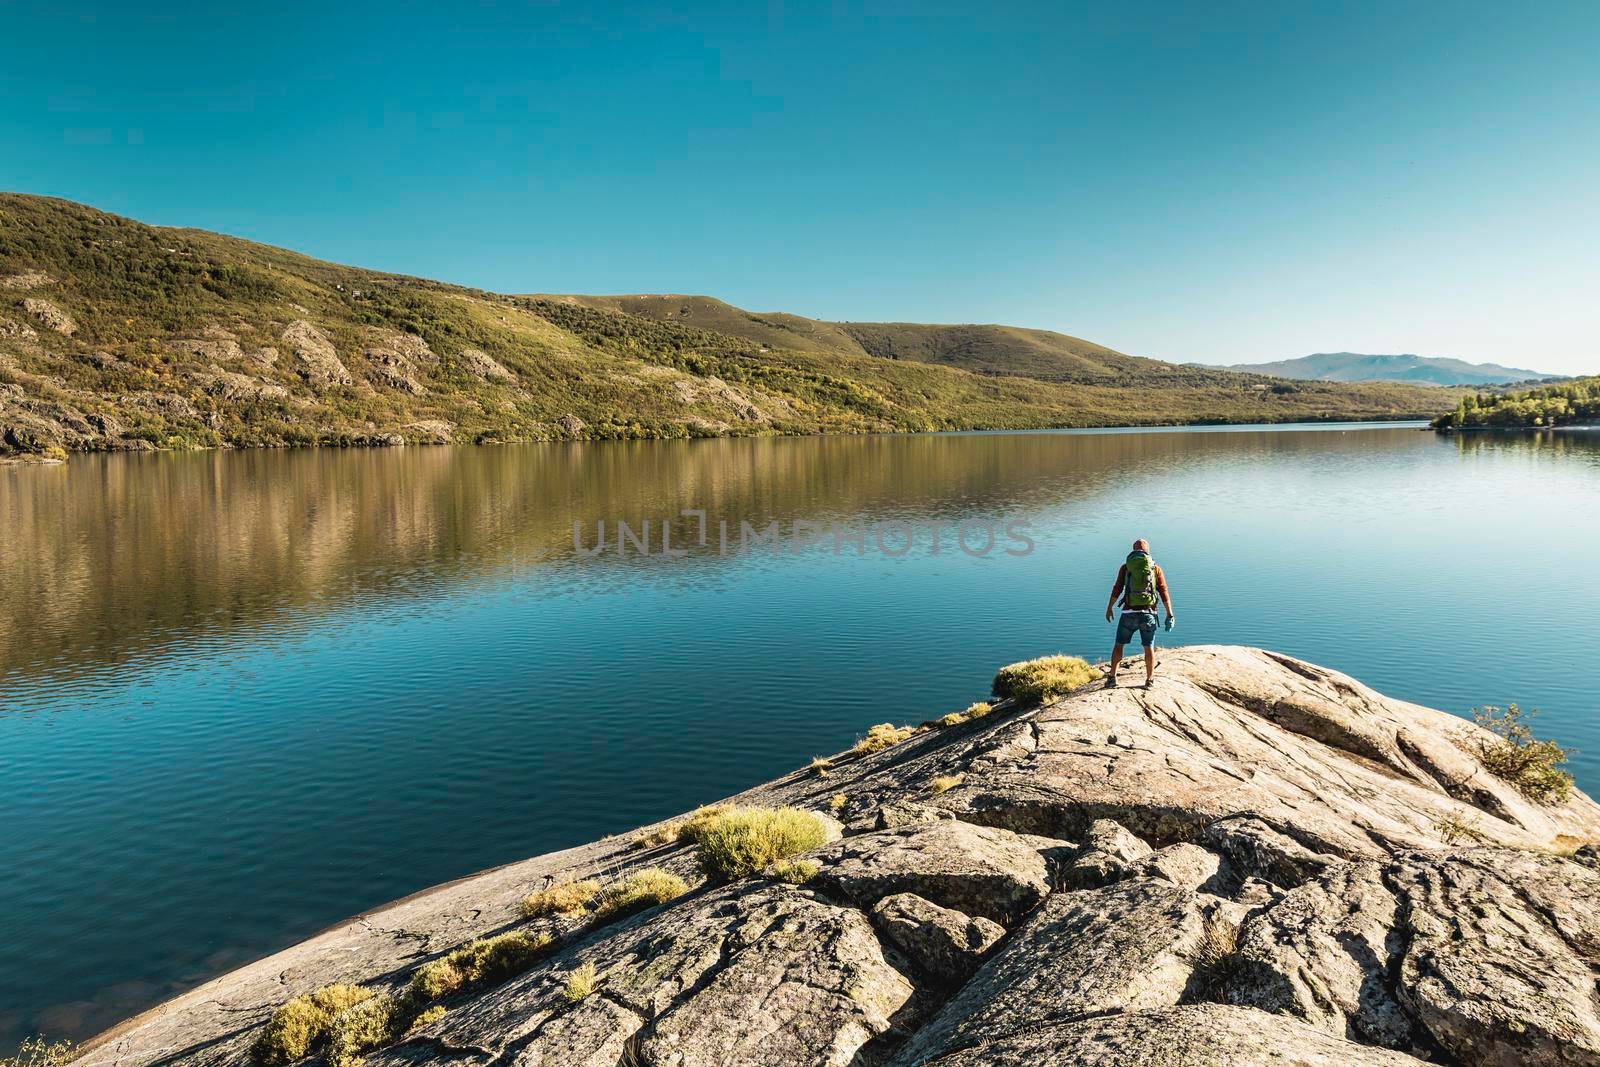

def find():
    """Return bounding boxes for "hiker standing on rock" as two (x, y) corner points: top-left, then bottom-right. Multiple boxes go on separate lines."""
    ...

(1104, 538), (1175, 688)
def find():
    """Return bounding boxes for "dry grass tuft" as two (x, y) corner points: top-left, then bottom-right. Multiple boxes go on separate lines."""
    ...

(992, 655), (1100, 706)
(937, 712), (966, 727)
(251, 984), (377, 1066)
(853, 723), (916, 755)
(2, 1037), (75, 1067)
(930, 774), (965, 794)
(690, 806), (830, 882)
(409, 931), (554, 1002)
(770, 858), (821, 884)
(632, 823), (683, 849)
(1472, 704), (1575, 804)
(405, 1006), (447, 1034)
(808, 756), (833, 778)
(562, 962), (599, 1002)
(830, 793), (849, 815)
(1189, 913), (1242, 999)
(520, 880), (601, 919)
(1430, 809), (1483, 845)
(681, 804), (734, 838)
(593, 868), (690, 920)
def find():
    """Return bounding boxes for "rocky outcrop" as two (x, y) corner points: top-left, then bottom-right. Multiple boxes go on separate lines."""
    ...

(75, 648), (1600, 1067)
(809, 820), (1049, 926)
(669, 376), (769, 422)
(869, 893), (1004, 979)
(20, 297), (75, 335)
(455, 348), (514, 383)
(925, 1004), (1424, 1065)
(1, 269), (55, 290)
(362, 332), (435, 395)
(197, 367), (289, 402)
(283, 320), (352, 387)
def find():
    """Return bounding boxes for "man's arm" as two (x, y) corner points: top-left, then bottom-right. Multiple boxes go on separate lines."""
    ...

(1156, 565), (1175, 620)
(1105, 565), (1126, 622)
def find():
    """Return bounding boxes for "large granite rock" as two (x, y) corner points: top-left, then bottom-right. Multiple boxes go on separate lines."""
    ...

(921, 1004), (1425, 1066)
(869, 893), (1004, 981)
(363, 882), (915, 1067)
(74, 648), (1600, 1067)
(808, 819), (1050, 926)
(1228, 847), (1600, 1066)
(890, 876), (1207, 1064)
(283, 319), (351, 387)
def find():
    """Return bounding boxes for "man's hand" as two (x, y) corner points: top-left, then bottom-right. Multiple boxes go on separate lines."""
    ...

(1105, 606), (1114, 623)
(1164, 615), (1176, 632)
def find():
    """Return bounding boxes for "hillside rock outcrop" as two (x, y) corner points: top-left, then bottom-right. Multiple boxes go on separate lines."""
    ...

(283, 320), (352, 387)
(75, 647), (1600, 1067)
(20, 297), (75, 335)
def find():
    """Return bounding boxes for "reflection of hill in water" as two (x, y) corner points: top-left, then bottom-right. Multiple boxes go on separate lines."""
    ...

(6, 426), (1547, 687)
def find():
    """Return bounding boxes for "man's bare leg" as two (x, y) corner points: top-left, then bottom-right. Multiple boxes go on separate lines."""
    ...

(1143, 645), (1156, 685)
(1108, 642), (1125, 686)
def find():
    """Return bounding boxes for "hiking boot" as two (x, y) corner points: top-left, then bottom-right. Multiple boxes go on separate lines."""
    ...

(1104, 675), (1119, 689)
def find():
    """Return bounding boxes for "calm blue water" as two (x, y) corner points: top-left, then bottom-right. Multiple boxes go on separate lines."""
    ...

(3, 423), (1598, 1043)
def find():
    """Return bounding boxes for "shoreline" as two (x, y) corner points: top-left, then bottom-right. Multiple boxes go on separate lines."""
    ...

(3, 414), (1435, 467)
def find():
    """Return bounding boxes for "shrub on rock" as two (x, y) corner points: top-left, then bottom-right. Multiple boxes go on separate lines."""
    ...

(854, 723), (915, 754)
(592, 868), (690, 920)
(323, 994), (403, 1067)
(1472, 704), (1575, 804)
(408, 931), (553, 1001)
(251, 984), (376, 1066)
(992, 655), (1099, 705)
(691, 806), (829, 881)
(520, 879), (600, 919)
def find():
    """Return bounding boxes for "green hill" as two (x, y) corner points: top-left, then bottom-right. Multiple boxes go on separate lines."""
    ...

(534, 293), (1206, 382)
(1433, 376), (1600, 429)
(1, 194), (1459, 460)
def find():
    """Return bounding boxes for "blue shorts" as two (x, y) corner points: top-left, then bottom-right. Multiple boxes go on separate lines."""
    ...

(1116, 611), (1158, 647)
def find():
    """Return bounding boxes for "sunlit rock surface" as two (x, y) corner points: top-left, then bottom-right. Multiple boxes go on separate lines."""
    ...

(77, 647), (1600, 1067)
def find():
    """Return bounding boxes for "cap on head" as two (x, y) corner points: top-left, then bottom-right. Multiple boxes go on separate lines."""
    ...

(1132, 538), (1150, 551)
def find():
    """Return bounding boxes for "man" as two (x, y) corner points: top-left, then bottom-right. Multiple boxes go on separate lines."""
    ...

(1104, 538), (1175, 688)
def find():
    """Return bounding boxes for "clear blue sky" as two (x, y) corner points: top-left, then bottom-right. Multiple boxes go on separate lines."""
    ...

(3, 1), (1597, 373)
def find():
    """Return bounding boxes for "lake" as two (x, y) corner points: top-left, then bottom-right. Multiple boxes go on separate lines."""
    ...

(4, 423), (1599, 1045)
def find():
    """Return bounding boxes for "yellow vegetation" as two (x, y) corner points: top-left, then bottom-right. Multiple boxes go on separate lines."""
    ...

(2, 1037), (75, 1067)
(632, 823), (683, 849)
(408, 931), (554, 1001)
(562, 962), (599, 1002)
(251, 984), (377, 1066)
(593, 868), (691, 920)
(770, 858), (821, 884)
(853, 723), (915, 755)
(690, 806), (830, 881)
(520, 879), (601, 919)
(992, 655), (1099, 705)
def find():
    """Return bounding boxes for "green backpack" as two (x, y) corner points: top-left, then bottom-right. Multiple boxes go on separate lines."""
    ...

(1125, 550), (1158, 609)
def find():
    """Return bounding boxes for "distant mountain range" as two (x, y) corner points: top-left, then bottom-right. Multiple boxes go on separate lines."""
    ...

(1218, 352), (1558, 388)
